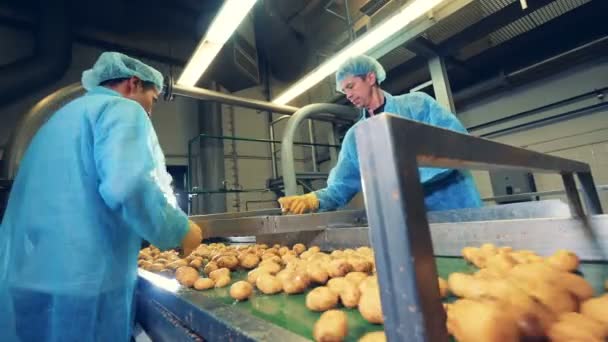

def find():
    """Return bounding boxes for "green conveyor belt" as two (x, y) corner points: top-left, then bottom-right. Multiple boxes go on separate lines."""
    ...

(173, 257), (607, 341)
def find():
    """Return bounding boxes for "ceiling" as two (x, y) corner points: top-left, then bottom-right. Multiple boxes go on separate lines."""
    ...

(0, 0), (606, 102)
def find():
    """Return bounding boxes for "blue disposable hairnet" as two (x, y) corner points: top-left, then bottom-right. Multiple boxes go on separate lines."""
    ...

(335, 55), (386, 92)
(82, 52), (164, 92)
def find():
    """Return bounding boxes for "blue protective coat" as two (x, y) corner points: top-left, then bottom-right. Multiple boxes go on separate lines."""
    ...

(0, 86), (189, 342)
(315, 91), (482, 212)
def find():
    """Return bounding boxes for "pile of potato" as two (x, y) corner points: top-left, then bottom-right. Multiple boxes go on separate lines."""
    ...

(138, 242), (607, 342)
(446, 243), (608, 342)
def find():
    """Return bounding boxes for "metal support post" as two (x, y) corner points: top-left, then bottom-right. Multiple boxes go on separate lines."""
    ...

(562, 173), (586, 218)
(428, 56), (456, 112)
(356, 117), (447, 342)
(577, 171), (604, 215)
(308, 120), (318, 172)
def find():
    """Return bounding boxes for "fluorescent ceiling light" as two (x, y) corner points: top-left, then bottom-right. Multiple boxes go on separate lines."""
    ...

(272, 0), (448, 105)
(177, 0), (258, 86)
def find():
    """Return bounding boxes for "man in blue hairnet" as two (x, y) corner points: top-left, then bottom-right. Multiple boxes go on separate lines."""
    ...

(0, 52), (203, 342)
(279, 55), (482, 214)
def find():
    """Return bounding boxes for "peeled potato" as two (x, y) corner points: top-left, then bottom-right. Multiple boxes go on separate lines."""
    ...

(230, 281), (254, 301)
(339, 281), (361, 308)
(247, 268), (268, 285)
(580, 294), (608, 325)
(548, 312), (608, 342)
(348, 257), (373, 273)
(283, 272), (311, 294)
(194, 278), (215, 290)
(256, 273), (283, 294)
(217, 255), (239, 270)
(148, 263), (165, 272)
(307, 264), (330, 285)
(306, 286), (339, 312)
(345, 272), (368, 286)
(359, 276), (378, 294)
(203, 261), (219, 275)
(446, 299), (519, 342)
(189, 258), (203, 269)
(327, 277), (348, 294)
(209, 267), (231, 281)
(327, 259), (353, 278)
(258, 261), (282, 275)
(313, 309), (348, 342)
(293, 243), (306, 255)
(358, 285), (383, 324)
(358, 331), (386, 342)
(308, 246), (321, 253)
(239, 253), (260, 269)
(176, 266), (199, 287)
(545, 249), (579, 272)
(214, 275), (231, 288)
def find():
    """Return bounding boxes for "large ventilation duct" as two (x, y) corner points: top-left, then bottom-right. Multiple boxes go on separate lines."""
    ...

(0, 0), (71, 106)
(253, 0), (311, 82)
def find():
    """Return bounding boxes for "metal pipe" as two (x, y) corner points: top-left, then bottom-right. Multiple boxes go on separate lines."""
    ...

(172, 84), (298, 115)
(308, 120), (318, 172)
(269, 125), (278, 178)
(193, 133), (341, 148)
(281, 104), (358, 195)
(3, 83), (85, 179)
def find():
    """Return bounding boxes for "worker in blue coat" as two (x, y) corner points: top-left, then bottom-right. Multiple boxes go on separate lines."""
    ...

(279, 55), (482, 214)
(0, 52), (203, 342)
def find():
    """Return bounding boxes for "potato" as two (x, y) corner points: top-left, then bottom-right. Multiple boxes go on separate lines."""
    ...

(545, 249), (579, 272)
(256, 273), (283, 294)
(356, 247), (373, 256)
(281, 253), (298, 265)
(289, 243), (305, 255)
(167, 259), (188, 270)
(189, 258), (203, 269)
(258, 261), (282, 275)
(176, 266), (199, 287)
(209, 267), (231, 281)
(331, 250), (345, 259)
(155, 258), (168, 265)
(240, 253), (260, 269)
(203, 261), (219, 276)
(214, 275), (231, 288)
(339, 281), (361, 308)
(278, 246), (290, 256)
(446, 299), (518, 342)
(348, 257), (372, 273)
(194, 278), (215, 290)
(306, 286), (339, 312)
(358, 285), (383, 324)
(313, 309), (348, 342)
(327, 277), (348, 294)
(230, 281), (254, 301)
(580, 294), (608, 325)
(438, 277), (449, 298)
(247, 268), (269, 285)
(485, 253), (516, 273)
(139, 260), (153, 269)
(448, 273), (489, 298)
(358, 331), (385, 342)
(308, 246), (321, 253)
(217, 255), (239, 270)
(148, 263), (165, 272)
(283, 272), (310, 294)
(548, 312), (608, 342)
(307, 264), (330, 285)
(359, 276), (378, 294)
(327, 259), (352, 278)
(345, 272), (368, 287)
(261, 252), (280, 261)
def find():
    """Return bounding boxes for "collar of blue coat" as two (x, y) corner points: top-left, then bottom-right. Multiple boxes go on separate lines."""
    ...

(357, 90), (394, 121)
(85, 85), (123, 98)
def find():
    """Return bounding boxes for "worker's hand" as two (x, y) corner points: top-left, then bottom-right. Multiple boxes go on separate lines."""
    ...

(278, 193), (320, 214)
(181, 220), (203, 257)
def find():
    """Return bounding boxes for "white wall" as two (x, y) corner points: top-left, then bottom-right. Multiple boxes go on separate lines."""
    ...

(458, 58), (608, 208)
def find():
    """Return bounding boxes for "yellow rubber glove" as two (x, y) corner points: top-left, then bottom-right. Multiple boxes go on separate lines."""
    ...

(181, 220), (203, 257)
(278, 193), (320, 214)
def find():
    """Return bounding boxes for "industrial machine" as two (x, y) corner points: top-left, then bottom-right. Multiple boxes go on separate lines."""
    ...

(135, 114), (607, 341)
